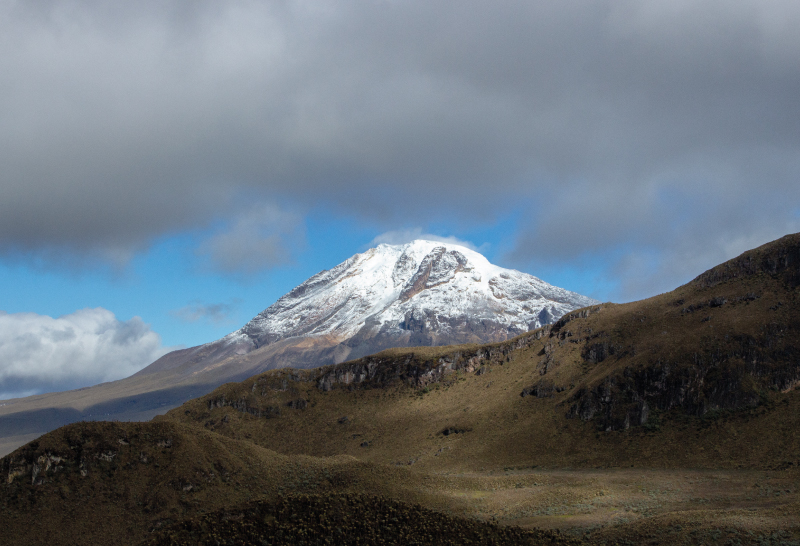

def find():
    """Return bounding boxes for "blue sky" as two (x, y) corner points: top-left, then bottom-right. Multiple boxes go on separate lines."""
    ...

(1, 0), (799, 399)
(0, 205), (613, 350)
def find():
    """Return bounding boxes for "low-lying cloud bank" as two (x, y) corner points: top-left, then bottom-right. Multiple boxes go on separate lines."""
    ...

(0, 308), (171, 400)
(370, 229), (483, 252)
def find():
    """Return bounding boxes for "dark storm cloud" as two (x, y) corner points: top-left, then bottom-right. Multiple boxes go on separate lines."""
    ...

(1, 0), (798, 289)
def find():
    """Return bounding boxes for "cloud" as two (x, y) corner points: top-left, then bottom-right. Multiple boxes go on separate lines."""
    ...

(370, 229), (483, 252)
(0, 308), (172, 400)
(196, 202), (304, 275)
(510, 176), (800, 301)
(0, 1), (798, 286)
(170, 299), (242, 325)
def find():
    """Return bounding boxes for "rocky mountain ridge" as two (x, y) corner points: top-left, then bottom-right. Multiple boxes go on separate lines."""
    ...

(217, 240), (598, 362)
(0, 240), (596, 457)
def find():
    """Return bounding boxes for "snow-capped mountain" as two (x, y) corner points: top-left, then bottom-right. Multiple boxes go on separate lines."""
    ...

(215, 240), (598, 365)
(0, 240), (599, 456)
(139, 240), (598, 382)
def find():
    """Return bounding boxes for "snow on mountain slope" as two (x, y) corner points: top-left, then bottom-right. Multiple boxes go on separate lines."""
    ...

(221, 240), (598, 359)
(0, 240), (600, 456)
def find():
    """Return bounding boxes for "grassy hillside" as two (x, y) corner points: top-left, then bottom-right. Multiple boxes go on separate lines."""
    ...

(0, 420), (476, 545)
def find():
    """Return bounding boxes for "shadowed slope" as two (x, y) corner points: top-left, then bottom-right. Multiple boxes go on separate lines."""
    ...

(140, 494), (582, 546)
(0, 420), (467, 546)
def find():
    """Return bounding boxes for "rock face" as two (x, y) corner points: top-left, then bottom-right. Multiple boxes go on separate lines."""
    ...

(201, 326), (554, 421)
(556, 234), (800, 431)
(209, 240), (598, 369)
(564, 302), (800, 431)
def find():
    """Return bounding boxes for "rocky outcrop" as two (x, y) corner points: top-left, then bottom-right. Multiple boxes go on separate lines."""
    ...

(520, 380), (566, 398)
(193, 328), (555, 424)
(567, 321), (800, 431)
(399, 247), (469, 301)
(1, 423), (180, 488)
(314, 327), (551, 392)
(206, 395), (281, 419)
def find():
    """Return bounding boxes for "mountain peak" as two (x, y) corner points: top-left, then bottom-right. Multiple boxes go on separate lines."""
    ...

(225, 240), (598, 362)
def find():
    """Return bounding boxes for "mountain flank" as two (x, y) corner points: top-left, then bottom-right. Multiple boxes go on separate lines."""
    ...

(0, 240), (595, 456)
(140, 239), (597, 380)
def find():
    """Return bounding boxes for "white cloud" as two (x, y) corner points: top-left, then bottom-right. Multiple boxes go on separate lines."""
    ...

(0, 308), (172, 400)
(370, 228), (485, 252)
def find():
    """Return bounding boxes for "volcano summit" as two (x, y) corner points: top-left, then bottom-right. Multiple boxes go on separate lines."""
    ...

(0, 240), (596, 455)
(141, 240), (597, 385)
(218, 240), (598, 365)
